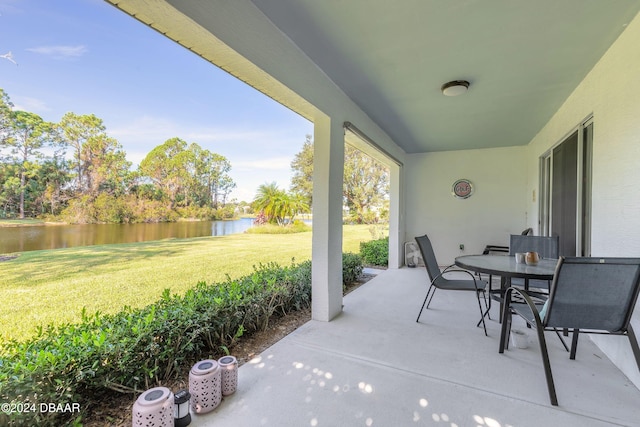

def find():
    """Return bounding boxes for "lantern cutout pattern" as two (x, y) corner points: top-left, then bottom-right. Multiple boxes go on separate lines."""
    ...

(218, 355), (238, 395)
(132, 386), (174, 427)
(189, 359), (222, 414)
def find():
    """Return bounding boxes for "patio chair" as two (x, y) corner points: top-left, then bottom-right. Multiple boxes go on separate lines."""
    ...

(509, 234), (559, 259)
(499, 256), (640, 406)
(509, 234), (559, 295)
(415, 234), (488, 335)
(479, 228), (535, 294)
(481, 234), (559, 322)
(482, 227), (533, 255)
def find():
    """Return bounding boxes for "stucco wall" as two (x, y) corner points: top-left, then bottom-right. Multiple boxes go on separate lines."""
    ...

(525, 11), (640, 387)
(405, 146), (527, 265)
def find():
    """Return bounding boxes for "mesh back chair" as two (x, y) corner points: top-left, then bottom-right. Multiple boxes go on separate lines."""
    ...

(509, 234), (559, 258)
(499, 257), (640, 406)
(509, 234), (559, 294)
(480, 229), (535, 302)
(482, 227), (533, 255)
(415, 235), (489, 335)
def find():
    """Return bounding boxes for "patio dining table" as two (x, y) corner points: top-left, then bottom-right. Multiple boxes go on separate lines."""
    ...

(454, 254), (559, 318)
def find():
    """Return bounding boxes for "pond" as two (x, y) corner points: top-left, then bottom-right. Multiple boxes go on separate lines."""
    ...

(0, 218), (256, 254)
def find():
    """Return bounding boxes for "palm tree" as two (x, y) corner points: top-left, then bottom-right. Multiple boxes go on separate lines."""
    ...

(284, 192), (310, 224)
(253, 182), (309, 226)
(253, 182), (285, 224)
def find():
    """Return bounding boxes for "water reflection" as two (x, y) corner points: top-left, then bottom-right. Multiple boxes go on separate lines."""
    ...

(0, 218), (255, 253)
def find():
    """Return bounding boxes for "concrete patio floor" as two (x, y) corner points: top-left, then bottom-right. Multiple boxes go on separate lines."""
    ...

(191, 267), (640, 427)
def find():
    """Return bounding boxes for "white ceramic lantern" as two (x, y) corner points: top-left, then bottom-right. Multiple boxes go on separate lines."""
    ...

(189, 359), (222, 414)
(218, 355), (238, 395)
(132, 386), (174, 427)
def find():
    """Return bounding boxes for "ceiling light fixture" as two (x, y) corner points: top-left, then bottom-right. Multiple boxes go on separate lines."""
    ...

(441, 80), (470, 96)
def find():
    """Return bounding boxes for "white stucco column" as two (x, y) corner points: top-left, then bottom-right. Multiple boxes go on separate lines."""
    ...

(312, 114), (344, 321)
(388, 163), (404, 269)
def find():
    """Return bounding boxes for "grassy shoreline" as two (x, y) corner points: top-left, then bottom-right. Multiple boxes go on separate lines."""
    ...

(0, 218), (49, 227)
(0, 225), (375, 341)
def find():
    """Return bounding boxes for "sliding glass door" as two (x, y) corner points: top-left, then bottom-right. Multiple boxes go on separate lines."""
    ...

(539, 119), (592, 256)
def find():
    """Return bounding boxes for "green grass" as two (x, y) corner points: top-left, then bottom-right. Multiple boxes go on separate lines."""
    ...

(245, 221), (312, 234)
(0, 218), (45, 226)
(0, 224), (377, 341)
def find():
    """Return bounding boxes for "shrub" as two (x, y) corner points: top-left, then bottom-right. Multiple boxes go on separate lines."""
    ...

(127, 196), (177, 223)
(0, 254), (361, 426)
(342, 252), (363, 284)
(360, 210), (379, 224)
(368, 225), (388, 240)
(246, 221), (311, 234)
(59, 195), (95, 224)
(253, 211), (268, 225)
(93, 193), (132, 223)
(215, 205), (237, 220)
(360, 237), (389, 266)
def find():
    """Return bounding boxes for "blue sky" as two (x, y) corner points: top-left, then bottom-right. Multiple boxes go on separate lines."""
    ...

(0, 0), (313, 202)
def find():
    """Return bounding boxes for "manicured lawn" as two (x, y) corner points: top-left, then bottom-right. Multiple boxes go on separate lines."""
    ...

(0, 225), (378, 341)
(0, 218), (45, 226)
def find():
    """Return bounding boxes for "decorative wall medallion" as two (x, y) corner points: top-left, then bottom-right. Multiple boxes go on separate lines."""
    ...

(452, 179), (474, 199)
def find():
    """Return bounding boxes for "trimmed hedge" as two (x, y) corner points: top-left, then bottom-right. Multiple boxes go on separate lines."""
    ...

(360, 237), (389, 266)
(0, 254), (362, 426)
(342, 252), (363, 284)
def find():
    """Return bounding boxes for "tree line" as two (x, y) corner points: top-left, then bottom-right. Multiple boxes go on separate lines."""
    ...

(0, 88), (236, 223)
(1, 87), (389, 226)
(286, 135), (390, 224)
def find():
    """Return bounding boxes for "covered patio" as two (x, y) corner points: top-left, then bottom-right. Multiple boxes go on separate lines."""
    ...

(106, 0), (640, 418)
(189, 268), (640, 426)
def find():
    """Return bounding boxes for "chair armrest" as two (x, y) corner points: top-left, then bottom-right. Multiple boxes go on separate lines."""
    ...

(503, 287), (545, 329)
(483, 245), (509, 255)
(430, 264), (484, 291)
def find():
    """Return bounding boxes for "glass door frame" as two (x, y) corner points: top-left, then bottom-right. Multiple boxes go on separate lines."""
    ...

(538, 115), (593, 256)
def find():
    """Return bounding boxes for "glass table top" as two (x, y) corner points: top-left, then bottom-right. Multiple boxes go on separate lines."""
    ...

(455, 255), (557, 279)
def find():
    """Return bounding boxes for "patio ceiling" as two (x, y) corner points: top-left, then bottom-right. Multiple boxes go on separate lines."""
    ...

(106, 0), (640, 154)
(251, 0), (640, 153)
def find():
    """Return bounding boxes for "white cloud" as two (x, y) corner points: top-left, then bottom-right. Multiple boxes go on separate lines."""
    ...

(233, 157), (292, 172)
(27, 45), (88, 59)
(186, 130), (268, 143)
(108, 115), (296, 202)
(109, 115), (264, 144)
(12, 96), (52, 114)
(109, 115), (293, 155)
(108, 115), (181, 143)
(125, 151), (147, 168)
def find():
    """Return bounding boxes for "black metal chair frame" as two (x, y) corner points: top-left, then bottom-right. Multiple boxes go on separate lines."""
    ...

(509, 234), (559, 293)
(415, 235), (489, 336)
(479, 229), (539, 314)
(481, 227), (533, 255)
(499, 257), (640, 406)
(499, 234), (561, 326)
(482, 245), (509, 255)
